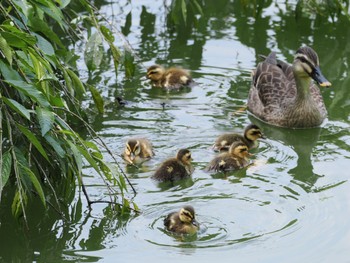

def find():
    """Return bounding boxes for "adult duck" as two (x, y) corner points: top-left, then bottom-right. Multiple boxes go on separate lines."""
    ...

(247, 46), (331, 128)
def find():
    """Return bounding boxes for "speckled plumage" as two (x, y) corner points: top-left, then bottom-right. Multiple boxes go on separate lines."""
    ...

(146, 65), (194, 90)
(213, 124), (264, 151)
(164, 205), (199, 235)
(207, 141), (250, 172)
(123, 138), (154, 164)
(152, 149), (194, 182)
(247, 46), (331, 128)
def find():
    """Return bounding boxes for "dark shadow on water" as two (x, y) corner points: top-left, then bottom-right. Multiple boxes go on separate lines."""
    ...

(153, 177), (195, 192)
(248, 114), (323, 191)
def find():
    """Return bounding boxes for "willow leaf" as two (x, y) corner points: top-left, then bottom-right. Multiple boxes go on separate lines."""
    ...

(76, 145), (101, 175)
(36, 107), (54, 136)
(4, 80), (50, 108)
(44, 134), (66, 158)
(84, 32), (104, 71)
(87, 84), (104, 114)
(1, 151), (12, 192)
(22, 165), (46, 207)
(2, 97), (31, 120)
(0, 35), (13, 65)
(66, 68), (86, 99)
(0, 60), (22, 80)
(67, 141), (82, 173)
(16, 124), (49, 161)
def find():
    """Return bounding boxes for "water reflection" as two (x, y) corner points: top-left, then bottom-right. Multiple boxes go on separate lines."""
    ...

(249, 116), (323, 190)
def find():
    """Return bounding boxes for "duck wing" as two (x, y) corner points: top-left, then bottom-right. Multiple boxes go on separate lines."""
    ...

(252, 52), (294, 108)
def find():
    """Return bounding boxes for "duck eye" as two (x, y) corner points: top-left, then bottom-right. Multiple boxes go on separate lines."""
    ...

(187, 155), (191, 159)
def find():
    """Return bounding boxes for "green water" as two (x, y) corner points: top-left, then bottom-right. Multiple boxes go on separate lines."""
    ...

(1, 0), (350, 262)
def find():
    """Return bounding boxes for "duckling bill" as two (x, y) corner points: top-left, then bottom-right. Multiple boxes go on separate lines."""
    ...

(213, 123), (265, 152)
(146, 64), (195, 90)
(248, 46), (331, 128)
(207, 141), (251, 172)
(164, 205), (199, 235)
(152, 149), (194, 182)
(123, 138), (154, 164)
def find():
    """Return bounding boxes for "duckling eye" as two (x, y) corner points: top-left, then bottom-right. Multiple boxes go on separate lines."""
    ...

(187, 154), (191, 159)
(240, 148), (247, 153)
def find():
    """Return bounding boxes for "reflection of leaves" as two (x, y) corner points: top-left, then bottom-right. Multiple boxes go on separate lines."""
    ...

(121, 11), (132, 36)
(124, 49), (135, 78)
(84, 32), (104, 71)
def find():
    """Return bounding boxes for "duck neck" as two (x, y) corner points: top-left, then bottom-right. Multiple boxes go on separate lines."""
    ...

(295, 75), (312, 102)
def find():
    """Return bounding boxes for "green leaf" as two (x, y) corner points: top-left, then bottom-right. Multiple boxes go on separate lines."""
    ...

(1, 151), (12, 192)
(5, 79), (50, 108)
(0, 60), (22, 80)
(36, 107), (54, 136)
(22, 166), (46, 207)
(66, 68), (86, 99)
(100, 25), (115, 43)
(34, 33), (55, 56)
(28, 17), (64, 48)
(76, 145), (101, 174)
(67, 141), (82, 173)
(2, 97), (31, 121)
(44, 134), (66, 158)
(16, 124), (49, 161)
(0, 36), (13, 65)
(87, 84), (104, 114)
(84, 32), (104, 71)
(12, 190), (26, 219)
(181, 0), (187, 24)
(110, 44), (121, 72)
(0, 31), (36, 48)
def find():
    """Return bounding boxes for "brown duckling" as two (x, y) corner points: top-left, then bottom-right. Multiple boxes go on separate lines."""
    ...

(146, 64), (194, 90)
(123, 138), (154, 164)
(213, 124), (265, 152)
(164, 205), (199, 235)
(207, 141), (251, 172)
(152, 149), (193, 182)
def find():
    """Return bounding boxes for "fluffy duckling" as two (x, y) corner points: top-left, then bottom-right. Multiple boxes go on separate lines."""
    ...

(146, 64), (194, 90)
(164, 205), (199, 235)
(152, 149), (193, 182)
(213, 124), (265, 151)
(123, 138), (154, 164)
(207, 141), (251, 172)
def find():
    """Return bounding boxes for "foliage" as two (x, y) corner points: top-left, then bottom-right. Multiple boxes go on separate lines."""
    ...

(0, 0), (137, 222)
(167, 0), (204, 31)
(296, 0), (350, 19)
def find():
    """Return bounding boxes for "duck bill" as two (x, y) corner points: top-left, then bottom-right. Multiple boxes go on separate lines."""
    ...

(191, 219), (199, 228)
(311, 66), (331, 87)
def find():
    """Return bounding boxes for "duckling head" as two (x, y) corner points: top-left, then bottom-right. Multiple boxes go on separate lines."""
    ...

(179, 205), (199, 227)
(245, 124), (265, 141)
(293, 46), (331, 87)
(146, 65), (165, 82)
(229, 141), (251, 159)
(176, 149), (193, 165)
(124, 139), (141, 163)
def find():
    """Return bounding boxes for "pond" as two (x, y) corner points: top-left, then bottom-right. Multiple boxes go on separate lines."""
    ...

(1, 0), (350, 262)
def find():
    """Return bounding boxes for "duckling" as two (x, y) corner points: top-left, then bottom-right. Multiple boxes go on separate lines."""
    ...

(213, 124), (265, 151)
(248, 46), (331, 128)
(164, 205), (199, 235)
(207, 141), (251, 172)
(152, 149), (193, 182)
(123, 138), (154, 164)
(146, 64), (194, 90)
